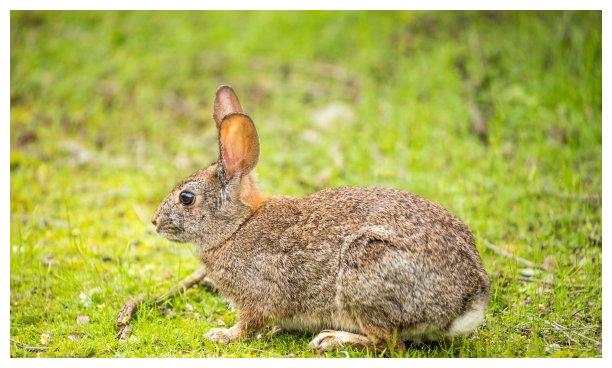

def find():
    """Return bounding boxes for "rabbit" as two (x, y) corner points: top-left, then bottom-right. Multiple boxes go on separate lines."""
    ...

(152, 85), (490, 352)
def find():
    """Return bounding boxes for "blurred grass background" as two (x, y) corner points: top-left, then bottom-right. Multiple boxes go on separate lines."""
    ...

(10, 11), (601, 357)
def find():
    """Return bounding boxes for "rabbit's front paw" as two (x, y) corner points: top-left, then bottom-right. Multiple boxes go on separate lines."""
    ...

(204, 327), (238, 344)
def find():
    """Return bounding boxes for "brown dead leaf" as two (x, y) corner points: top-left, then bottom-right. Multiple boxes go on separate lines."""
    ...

(17, 130), (38, 147)
(538, 304), (547, 315)
(163, 270), (173, 280)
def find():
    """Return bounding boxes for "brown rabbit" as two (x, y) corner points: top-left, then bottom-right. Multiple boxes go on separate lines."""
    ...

(152, 85), (490, 352)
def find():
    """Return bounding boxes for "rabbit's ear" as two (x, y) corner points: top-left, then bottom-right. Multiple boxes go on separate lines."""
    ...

(214, 86), (260, 183)
(214, 85), (243, 127)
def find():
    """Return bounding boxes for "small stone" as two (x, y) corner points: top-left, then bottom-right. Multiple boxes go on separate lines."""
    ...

(40, 333), (50, 345)
(128, 335), (140, 343)
(312, 102), (355, 129)
(520, 268), (538, 278)
(42, 255), (59, 267)
(545, 343), (561, 353)
(541, 255), (555, 271)
(79, 292), (92, 308)
(76, 315), (90, 325)
(68, 334), (80, 341)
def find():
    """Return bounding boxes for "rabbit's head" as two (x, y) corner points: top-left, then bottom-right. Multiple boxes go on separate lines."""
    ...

(152, 86), (265, 250)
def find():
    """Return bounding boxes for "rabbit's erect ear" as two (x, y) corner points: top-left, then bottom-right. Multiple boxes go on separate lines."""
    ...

(214, 85), (260, 183)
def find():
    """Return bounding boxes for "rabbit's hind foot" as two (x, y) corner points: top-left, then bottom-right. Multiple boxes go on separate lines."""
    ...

(307, 329), (405, 354)
(308, 330), (371, 353)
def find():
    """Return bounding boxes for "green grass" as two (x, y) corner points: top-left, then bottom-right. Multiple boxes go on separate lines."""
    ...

(10, 10), (602, 357)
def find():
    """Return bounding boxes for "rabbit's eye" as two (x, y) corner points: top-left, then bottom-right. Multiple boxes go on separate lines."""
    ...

(179, 191), (196, 205)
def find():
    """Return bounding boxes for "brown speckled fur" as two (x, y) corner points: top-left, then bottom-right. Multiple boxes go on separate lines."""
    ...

(153, 86), (490, 352)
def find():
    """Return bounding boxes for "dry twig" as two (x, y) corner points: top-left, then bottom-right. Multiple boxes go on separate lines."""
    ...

(115, 267), (215, 340)
(543, 320), (602, 347)
(483, 240), (541, 270)
(11, 338), (49, 353)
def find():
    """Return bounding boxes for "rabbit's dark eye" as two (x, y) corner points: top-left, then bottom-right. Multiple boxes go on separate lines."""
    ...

(179, 191), (196, 205)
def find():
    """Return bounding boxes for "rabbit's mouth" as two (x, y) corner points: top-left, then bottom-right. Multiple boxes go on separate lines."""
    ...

(156, 223), (186, 242)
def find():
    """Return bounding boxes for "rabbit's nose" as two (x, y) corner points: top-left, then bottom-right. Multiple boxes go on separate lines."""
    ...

(151, 218), (157, 226)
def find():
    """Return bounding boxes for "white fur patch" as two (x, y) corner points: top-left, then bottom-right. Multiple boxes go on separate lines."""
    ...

(446, 299), (487, 337)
